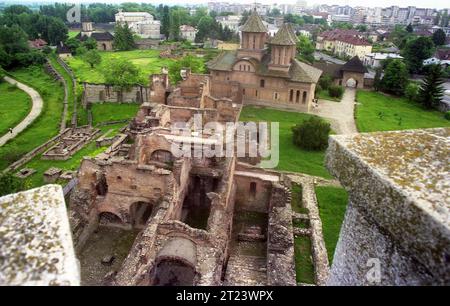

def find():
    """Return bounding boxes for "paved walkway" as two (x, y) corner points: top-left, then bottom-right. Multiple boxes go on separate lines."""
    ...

(0, 76), (43, 146)
(310, 88), (358, 135)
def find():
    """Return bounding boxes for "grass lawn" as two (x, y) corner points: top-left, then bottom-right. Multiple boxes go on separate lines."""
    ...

(48, 54), (75, 126)
(0, 66), (64, 171)
(68, 30), (79, 38)
(19, 123), (126, 188)
(239, 106), (331, 178)
(91, 103), (140, 126)
(291, 183), (309, 214)
(0, 81), (32, 137)
(356, 90), (450, 132)
(66, 50), (176, 83)
(316, 186), (349, 263)
(317, 89), (341, 102)
(294, 236), (315, 284)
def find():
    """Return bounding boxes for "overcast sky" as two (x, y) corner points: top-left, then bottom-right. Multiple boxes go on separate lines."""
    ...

(6, 0), (450, 10)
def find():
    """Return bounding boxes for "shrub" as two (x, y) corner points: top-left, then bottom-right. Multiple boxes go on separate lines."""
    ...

(328, 85), (344, 98)
(404, 83), (419, 101)
(319, 74), (333, 90)
(292, 117), (331, 150)
(0, 172), (26, 197)
(445, 111), (450, 121)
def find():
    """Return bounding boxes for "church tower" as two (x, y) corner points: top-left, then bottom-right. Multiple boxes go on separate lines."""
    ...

(237, 10), (268, 61)
(81, 15), (93, 37)
(268, 23), (297, 73)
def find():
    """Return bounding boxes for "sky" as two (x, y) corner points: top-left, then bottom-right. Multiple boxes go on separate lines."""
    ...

(3, 0), (449, 10)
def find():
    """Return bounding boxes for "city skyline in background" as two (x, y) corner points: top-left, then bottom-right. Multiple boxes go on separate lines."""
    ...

(0, 0), (448, 10)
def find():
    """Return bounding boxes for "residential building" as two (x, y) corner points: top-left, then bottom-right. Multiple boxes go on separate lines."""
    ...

(115, 10), (160, 39)
(363, 53), (403, 68)
(180, 25), (197, 42)
(216, 15), (242, 33)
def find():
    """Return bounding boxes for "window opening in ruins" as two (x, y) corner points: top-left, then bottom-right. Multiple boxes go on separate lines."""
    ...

(260, 79), (265, 88)
(150, 149), (174, 166)
(296, 90), (300, 103)
(151, 259), (196, 286)
(243, 88), (245, 95)
(95, 174), (108, 196)
(302, 91), (307, 104)
(130, 201), (153, 228)
(253, 36), (256, 49)
(250, 182), (257, 198)
(289, 89), (294, 102)
(255, 90), (258, 97)
(181, 175), (214, 230)
(274, 92), (279, 100)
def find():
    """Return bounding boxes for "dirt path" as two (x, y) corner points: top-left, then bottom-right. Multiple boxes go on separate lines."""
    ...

(0, 76), (43, 146)
(310, 88), (358, 134)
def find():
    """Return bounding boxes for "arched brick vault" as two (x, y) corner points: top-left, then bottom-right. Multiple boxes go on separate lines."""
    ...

(97, 195), (155, 225)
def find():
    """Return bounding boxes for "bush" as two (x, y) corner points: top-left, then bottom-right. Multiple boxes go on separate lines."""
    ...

(404, 83), (419, 101)
(292, 117), (331, 150)
(445, 111), (450, 121)
(0, 172), (26, 197)
(328, 85), (344, 98)
(318, 74), (333, 90)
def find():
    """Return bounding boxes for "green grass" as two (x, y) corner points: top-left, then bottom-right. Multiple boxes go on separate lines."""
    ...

(48, 54), (75, 126)
(0, 66), (64, 170)
(239, 106), (331, 178)
(315, 186), (349, 263)
(68, 30), (79, 38)
(66, 50), (176, 83)
(317, 89), (341, 102)
(356, 90), (450, 132)
(91, 103), (140, 126)
(0, 81), (32, 136)
(294, 236), (315, 284)
(19, 123), (126, 188)
(291, 183), (309, 214)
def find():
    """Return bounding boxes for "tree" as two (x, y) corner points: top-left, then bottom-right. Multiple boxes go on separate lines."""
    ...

(83, 50), (101, 68)
(113, 22), (135, 51)
(296, 35), (314, 63)
(169, 10), (181, 41)
(0, 67), (5, 80)
(432, 29), (446, 46)
(404, 83), (419, 101)
(403, 36), (435, 73)
(0, 172), (26, 197)
(65, 37), (81, 54)
(328, 85), (344, 98)
(195, 16), (215, 43)
(168, 55), (205, 83)
(83, 37), (98, 50)
(356, 24), (367, 32)
(373, 68), (382, 91)
(406, 23), (413, 33)
(103, 59), (143, 91)
(418, 64), (445, 109)
(291, 117), (331, 151)
(161, 5), (170, 39)
(318, 74), (333, 90)
(239, 10), (251, 26)
(381, 59), (409, 96)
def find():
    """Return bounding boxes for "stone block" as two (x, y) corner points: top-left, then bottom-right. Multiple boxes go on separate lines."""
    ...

(326, 128), (450, 285)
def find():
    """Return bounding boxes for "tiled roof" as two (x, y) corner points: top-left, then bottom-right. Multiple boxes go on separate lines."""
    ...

(336, 36), (371, 46)
(340, 56), (368, 74)
(269, 23), (297, 46)
(75, 31), (114, 41)
(207, 51), (237, 71)
(241, 10), (267, 33)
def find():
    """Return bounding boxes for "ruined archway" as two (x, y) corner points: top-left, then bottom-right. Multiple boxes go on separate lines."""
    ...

(98, 212), (123, 226)
(130, 201), (153, 228)
(150, 149), (174, 164)
(150, 238), (197, 286)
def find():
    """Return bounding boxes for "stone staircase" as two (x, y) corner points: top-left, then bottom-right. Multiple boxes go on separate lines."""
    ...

(224, 255), (267, 286)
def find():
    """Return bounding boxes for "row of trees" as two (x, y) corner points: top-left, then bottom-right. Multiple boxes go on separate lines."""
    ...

(374, 59), (446, 110)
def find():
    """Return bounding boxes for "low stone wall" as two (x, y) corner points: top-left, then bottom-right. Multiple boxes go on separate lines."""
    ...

(326, 128), (449, 285)
(82, 83), (151, 105)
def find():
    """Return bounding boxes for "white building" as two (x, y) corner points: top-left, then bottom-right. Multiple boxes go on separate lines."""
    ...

(180, 25), (197, 42)
(216, 15), (242, 33)
(115, 10), (161, 39)
(363, 53), (403, 68)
